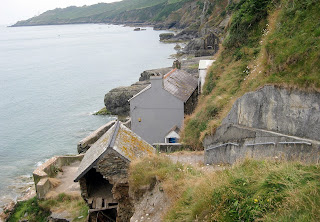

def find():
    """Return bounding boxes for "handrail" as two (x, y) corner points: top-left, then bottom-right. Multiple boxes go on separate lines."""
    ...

(246, 142), (275, 146)
(206, 141), (313, 151)
(206, 143), (239, 151)
(279, 141), (312, 145)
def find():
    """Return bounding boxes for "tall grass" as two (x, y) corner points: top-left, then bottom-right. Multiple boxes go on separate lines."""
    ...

(129, 154), (202, 201)
(164, 159), (320, 221)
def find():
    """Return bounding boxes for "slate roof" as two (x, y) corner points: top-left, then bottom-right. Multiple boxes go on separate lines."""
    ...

(166, 125), (180, 135)
(74, 121), (155, 182)
(129, 69), (198, 103)
(163, 69), (198, 102)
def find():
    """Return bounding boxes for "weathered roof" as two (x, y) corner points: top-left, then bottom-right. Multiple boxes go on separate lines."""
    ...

(199, 60), (214, 70)
(163, 69), (198, 102)
(74, 121), (155, 182)
(129, 69), (198, 103)
(166, 125), (180, 135)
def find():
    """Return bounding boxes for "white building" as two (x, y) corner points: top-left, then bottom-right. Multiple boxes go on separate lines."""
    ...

(198, 60), (215, 93)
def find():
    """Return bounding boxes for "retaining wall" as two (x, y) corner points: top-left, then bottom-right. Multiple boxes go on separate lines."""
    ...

(33, 155), (84, 199)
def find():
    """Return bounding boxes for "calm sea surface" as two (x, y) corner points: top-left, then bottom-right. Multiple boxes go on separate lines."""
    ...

(0, 24), (175, 206)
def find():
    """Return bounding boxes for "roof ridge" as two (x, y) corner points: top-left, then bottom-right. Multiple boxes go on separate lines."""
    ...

(164, 68), (177, 79)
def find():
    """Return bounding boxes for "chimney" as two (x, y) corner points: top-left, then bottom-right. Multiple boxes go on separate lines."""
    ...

(150, 73), (163, 89)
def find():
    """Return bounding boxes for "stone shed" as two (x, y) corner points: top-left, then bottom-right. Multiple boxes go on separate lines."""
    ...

(74, 121), (155, 222)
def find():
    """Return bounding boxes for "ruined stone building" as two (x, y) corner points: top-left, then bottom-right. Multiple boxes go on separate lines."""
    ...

(74, 121), (155, 222)
(129, 68), (198, 144)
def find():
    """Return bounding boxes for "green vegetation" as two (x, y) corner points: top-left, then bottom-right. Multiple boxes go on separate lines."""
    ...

(8, 194), (88, 222)
(94, 107), (111, 115)
(8, 197), (50, 222)
(13, 0), (190, 26)
(164, 159), (320, 221)
(130, 156), (320, 221)
(129, 154), (201, 200)
(265, 0), (320, 88)
(182, 0), (320, 148)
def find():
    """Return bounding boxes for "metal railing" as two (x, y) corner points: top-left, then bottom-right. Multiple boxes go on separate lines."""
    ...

(206, 141), (313, 151)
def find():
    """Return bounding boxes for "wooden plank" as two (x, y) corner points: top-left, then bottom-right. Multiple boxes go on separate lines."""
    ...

(96, 197), (103, 209)
(92, 198), (96, 209)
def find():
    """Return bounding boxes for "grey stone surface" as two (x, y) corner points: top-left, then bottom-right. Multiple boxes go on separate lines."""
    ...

(204, 124), (320, 165)
(104, 81), (149, 116)
(138, 67), (172, 81)
(183, 32), (219, 55)
(77, 120), (116, 153)
(204, 86), (320, 165)
(222, 85), (320, 141)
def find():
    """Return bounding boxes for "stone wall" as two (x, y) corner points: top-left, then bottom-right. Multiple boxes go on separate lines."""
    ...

(184, 86), (199, 115)
(33, 155), (84, 199)
(95, 149), (132, 222)
(77, 120), (116, 153)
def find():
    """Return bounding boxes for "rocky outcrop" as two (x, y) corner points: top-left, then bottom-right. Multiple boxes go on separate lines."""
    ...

(183, 32), (219, 56)
(104, 81), (149, 116)
(204, 85), (320, 165)
(139, 67), (172, 81)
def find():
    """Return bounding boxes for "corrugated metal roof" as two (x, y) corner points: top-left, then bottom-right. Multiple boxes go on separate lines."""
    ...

(199, 60), (215, 70)
(74, 121), (155, 182)
(164, 69), (198, 102)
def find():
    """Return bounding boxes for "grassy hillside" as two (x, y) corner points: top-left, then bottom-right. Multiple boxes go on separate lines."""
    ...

(13, 0), (191, 26)
(129, 155), (320, 221)
(182, 0), (320, 149)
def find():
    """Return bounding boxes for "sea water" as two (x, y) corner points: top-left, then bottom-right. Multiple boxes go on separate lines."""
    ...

(0, 24), (175, 207)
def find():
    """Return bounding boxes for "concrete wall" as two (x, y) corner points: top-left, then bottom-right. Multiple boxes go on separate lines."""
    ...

(223, 85), (320, 141)
(204, 124), (320, 165)
(204, 86), (320, 165)
(153, 143), (184, 153)
(130, 78), (184, 144)
(33, 155), (84, 199)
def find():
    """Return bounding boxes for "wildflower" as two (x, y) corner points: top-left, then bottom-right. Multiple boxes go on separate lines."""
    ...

(254, 199), (258, 203)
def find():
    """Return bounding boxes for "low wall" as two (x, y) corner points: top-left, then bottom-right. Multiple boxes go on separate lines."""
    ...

(204, 124), (320, 165)
(153, 143), (184, 153)
(77, 120), (116, 153)
(33, 154), (84, 199)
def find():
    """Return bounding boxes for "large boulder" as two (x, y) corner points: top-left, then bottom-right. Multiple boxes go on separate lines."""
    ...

(139, 67), (172, 81)
(104, 81), (149, 116)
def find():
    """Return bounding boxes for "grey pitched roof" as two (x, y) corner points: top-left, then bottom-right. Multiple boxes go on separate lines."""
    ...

(163, 69), (198, 102)
(74, 121), (155, 182)
(166, 125), (180, 136)
(129, 69), (198, 103)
